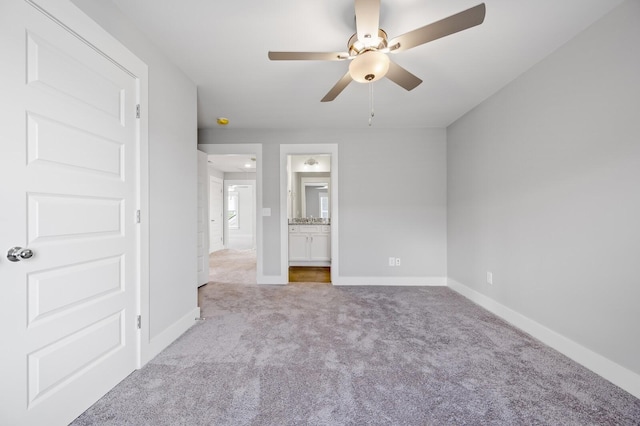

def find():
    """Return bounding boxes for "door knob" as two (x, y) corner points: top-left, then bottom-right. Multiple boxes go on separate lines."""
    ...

(7, 247), (34, 262)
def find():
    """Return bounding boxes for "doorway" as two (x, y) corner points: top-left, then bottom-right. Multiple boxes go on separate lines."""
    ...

(206, 154), (258, 284)
(280, 144), (339, 285)
(197, 144), (266, 282)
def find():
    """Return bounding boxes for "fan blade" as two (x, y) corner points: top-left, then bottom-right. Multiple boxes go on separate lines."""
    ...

(321, 72), (353, 102)
(386, 61), (422, 91)
(355, 0), (380, 45)
(268, 51), (350, 61)
(388, 3), (486, 53)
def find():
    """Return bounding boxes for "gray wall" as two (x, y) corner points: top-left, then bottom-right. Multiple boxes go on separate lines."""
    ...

(447, 0), (640, 375)
(72, 0), (198, 340)
(225, 172), (257, 180)
(199, 128), (447, 279)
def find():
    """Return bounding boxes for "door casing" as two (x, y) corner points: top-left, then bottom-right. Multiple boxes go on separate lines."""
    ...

(280, 144), (339, 285)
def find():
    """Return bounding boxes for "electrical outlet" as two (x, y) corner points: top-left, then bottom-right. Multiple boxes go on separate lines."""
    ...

(487, 271), (493, 285)
(389, 257), (395, 266)
(395, 257), (401, 266)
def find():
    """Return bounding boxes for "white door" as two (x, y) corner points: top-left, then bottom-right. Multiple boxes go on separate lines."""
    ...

(0, 2), (141, 424)
(197, 151), (209, 286)
(209, 177), (224, 253)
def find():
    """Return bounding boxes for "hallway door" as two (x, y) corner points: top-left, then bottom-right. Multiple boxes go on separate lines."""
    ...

(197, 151), (210, 286)
(209, 177), (224, 252)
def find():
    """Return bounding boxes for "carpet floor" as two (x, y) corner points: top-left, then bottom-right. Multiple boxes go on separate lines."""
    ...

(72, 282), (640, 425)
(209, 249), (257, 285)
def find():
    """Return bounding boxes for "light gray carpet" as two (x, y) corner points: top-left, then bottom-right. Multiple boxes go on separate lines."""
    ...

(73, 283), (640, 425)
(209, 249), (256, 285)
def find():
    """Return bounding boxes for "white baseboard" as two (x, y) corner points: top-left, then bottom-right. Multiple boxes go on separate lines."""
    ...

(141, 307), (200, 366)
(333, 276), (447, 286)
(289, 261), (331, 267)
(257, 274), (287, 285)
(447, 278), (640, 399)
(257, 274), (447, 286)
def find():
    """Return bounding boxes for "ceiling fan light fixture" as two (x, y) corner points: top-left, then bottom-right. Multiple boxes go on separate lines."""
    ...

(348, 50), (390, 83)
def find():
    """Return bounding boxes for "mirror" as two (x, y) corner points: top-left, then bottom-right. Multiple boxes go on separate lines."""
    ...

(301, 179), (329, 218)
(287, 154), (330, 221)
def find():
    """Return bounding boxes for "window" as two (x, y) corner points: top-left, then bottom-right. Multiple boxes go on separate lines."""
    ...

(319, 192), (329, 218)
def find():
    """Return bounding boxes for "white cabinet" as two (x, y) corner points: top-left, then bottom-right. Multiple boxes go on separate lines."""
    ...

(289, 225), (330, 265)
(288, 231), (309, 262)
(309, 232), (330, 261)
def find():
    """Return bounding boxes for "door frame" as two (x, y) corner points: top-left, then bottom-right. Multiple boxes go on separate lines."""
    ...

(280, 144), (339, 285)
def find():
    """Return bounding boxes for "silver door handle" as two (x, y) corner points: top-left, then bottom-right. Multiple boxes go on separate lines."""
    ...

(7, 247), (34, 262)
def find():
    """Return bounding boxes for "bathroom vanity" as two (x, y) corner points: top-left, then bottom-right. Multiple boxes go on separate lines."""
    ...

(288, 223), (330, 266)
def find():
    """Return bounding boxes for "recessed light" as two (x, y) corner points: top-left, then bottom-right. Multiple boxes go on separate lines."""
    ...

(216, 117), (229, 126)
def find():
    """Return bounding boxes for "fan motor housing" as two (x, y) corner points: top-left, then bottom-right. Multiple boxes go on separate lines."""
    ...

(348, 29), (388, 56)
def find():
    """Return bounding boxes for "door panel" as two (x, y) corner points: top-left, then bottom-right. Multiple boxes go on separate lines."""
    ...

(209, 178), (224, 252)
(28, 193), (123, 241)
(197, 151), (209, 286)
(27, 112), (124, 177)
(28, 256), (123, 324)
(0, 1), (139, 424)
(28, 312), (124, 406)
(26, 30), (124, 122)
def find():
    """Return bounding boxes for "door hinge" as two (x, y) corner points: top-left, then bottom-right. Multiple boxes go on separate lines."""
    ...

(137, 315), (142, 329)
(136, 104), (140, 119)
(136, 209), (141, 223)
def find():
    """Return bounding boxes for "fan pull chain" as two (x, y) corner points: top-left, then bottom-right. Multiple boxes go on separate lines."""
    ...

(368, 82), (375, 126)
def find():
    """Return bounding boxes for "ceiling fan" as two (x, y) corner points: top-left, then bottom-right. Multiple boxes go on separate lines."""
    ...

(268, 0), (486, 102)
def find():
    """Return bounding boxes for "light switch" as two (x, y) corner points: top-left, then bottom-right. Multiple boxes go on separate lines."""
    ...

(262, 208), (271, 216)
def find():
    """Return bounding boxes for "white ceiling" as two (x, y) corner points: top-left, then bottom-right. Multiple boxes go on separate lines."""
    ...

(208, 154), (333, 173)
(208, 155), (256, 173)
(109, 0), (622, 129)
